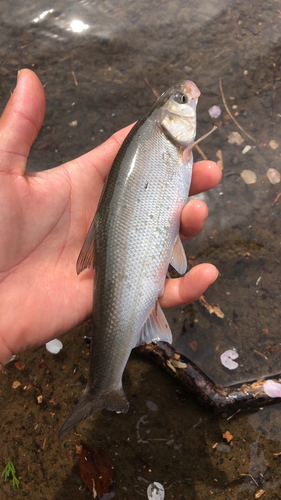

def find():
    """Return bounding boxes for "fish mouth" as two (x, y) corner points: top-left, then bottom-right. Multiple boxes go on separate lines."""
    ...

(183, 81), (201, 101)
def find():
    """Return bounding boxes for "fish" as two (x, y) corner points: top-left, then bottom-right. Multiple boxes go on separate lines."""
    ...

(59, 80), (211, 438)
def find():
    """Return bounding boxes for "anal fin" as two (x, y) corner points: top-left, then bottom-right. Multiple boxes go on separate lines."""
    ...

(170, 235), (187, 275)
(135, 302), (172, 347)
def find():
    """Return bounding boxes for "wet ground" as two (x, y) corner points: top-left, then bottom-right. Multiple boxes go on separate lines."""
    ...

(1, 0), (281, 498)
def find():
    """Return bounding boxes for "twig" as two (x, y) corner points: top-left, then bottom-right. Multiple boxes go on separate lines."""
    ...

(239, 473), (259, 487)
(144, 78), (160, 99)
(227, 408), (241, 421)
(254, 350), (268, 360)
(219, 78), (256, 143)
(272, 192), (281, 206)
(213, 48), (231, 60)
(272, 62), (277, 112)
(199, 294), (224, 318)
(195, 144), (207, 160)
(72, 71), (78, 86)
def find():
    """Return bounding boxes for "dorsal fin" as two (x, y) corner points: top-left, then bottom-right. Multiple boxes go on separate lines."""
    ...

(135, 301), (172, 347)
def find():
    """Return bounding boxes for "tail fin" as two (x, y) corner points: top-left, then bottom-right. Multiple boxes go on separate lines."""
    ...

(59, 387), (129, 438)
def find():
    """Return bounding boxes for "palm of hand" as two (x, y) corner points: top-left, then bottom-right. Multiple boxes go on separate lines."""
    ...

(0, 69), (221, 367)
(0, 153), (108, 360)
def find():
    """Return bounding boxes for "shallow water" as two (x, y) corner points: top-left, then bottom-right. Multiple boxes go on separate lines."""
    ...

(1, 0), (281, 498)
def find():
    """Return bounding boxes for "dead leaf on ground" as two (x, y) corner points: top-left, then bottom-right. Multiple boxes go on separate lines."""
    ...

(241, 169), (257, 185)
(79, 442), (114, 498)
(171, 360), (188, 369)
(216, 149), (224, 170)
(12, 381), (21, 389)
(14, 361), (25, 371)
(199, 295), (225, 318)
(189, 340), (198, 352)
(167, 359), (187, 371)
(255, 490), (265, 498)
(38, 142), (53, 151)
(269, 140), (279, 150)
(222, 430), (233, 443)
(228, 131), (244, 145)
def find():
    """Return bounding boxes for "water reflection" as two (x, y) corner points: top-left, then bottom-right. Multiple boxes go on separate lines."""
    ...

(69, 19), (89, 32)
(33, 8), (54, 23)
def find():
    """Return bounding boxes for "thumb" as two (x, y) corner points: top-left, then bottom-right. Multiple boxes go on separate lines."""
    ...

(0, 69), (46, 175)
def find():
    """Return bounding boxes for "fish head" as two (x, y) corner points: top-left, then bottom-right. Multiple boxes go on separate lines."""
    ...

(155, 81), (200, 147)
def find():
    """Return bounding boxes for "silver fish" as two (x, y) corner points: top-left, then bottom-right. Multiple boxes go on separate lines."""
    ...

(60, 80), (204, 437)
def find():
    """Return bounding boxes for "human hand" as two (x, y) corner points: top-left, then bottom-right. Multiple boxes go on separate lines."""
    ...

(0, 69), (222, 368)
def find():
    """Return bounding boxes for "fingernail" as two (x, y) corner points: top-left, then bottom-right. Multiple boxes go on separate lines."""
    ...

(17, 70), (22, 83)
(211, 266), (219, 283)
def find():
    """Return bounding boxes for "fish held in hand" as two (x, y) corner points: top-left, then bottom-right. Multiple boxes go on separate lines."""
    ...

(60, 81), (206, 437)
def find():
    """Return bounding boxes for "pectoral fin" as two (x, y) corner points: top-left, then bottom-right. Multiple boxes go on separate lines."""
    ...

(76, 219), (95, 275)
(170, 235), (187, 275)
(135, 302), (172, 347)
(183, 125), (217, 162)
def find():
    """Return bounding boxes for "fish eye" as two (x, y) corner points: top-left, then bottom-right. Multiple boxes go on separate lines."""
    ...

(173, 92), (188, 104)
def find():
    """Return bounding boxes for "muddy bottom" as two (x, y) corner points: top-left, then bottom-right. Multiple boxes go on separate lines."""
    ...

(1, 328), (281, 499)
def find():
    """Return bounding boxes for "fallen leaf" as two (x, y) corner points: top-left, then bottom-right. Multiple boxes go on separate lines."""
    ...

(222, 431), (233, 443)
(241, 169), (257, 184)
(242, 145), (252, 154)
(167, 359), (187, 371)
(12, 381), (21, 389)
(14, 361), (25, 371)
(172, 360), (188, 369)
(48, 397), (58, 406)
(38, 358), (47, 368)
(216, 149), (224, 170)
(255, 490), (265, 498)
(38, 142), (53, 151)
(189, 340), (198, 352)
(199, 295), (225, 318)
(167, 359), (177, 373)
(267, 168), (280, 185)
(79, 442), (114, 498)
(269, 140), (279, 150)
(228, 131), (244, 145)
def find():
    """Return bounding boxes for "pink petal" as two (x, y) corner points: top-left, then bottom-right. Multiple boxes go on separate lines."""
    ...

(263, 380), (281, 398)
(208, 105), (221, 119)
(220, 349), (239, 370)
